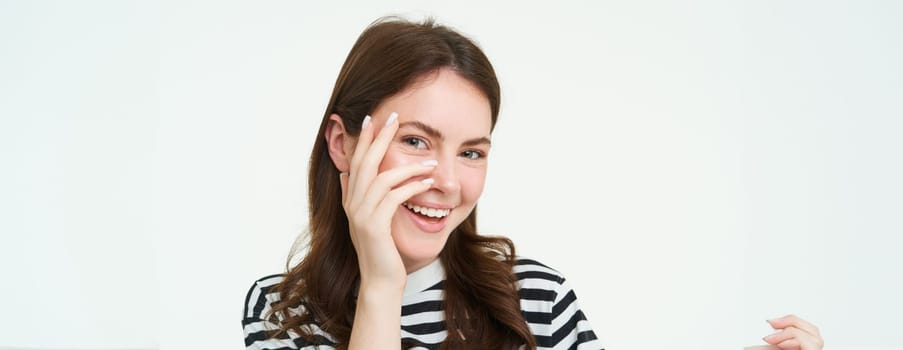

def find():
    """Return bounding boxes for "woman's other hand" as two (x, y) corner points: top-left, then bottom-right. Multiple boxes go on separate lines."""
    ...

(763, 314), (824, 350)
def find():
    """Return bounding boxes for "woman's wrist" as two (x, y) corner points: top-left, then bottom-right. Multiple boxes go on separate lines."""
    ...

(358, 279), (406, 300)
(349, 281), (404, 350)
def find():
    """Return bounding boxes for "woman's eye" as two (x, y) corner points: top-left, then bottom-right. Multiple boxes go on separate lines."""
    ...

(402, 137), (428, 150)
(461, 150), (484, 160)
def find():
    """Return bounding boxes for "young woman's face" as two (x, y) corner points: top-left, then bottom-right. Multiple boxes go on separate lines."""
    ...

(369, 68), (493, 273)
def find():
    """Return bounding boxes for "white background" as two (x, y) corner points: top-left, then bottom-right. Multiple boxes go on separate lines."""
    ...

(1, 1), (901, 350)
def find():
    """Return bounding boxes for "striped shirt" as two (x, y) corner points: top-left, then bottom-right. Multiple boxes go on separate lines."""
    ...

(242, 258), (603, 349)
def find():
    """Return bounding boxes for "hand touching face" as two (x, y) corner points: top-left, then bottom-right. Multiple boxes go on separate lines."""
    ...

(337, 111), (438, 288)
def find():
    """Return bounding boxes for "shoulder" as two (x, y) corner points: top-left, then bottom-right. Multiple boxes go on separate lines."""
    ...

(243, 274), (299, 349)
(513, 257), (578, 317)
(513, 258), (605, 349)
(513, 257), (568, 301)
(242, 274), (337, 349)
(243, 273), (285, 321)
(513, 258), (566, 282)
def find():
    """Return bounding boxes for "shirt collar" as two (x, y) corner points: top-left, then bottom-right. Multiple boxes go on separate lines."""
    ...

(403, 258), (445, 297)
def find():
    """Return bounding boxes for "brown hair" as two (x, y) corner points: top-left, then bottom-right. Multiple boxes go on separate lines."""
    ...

(268, 17), (536, 350)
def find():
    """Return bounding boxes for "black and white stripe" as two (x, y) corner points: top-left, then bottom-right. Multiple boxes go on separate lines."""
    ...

(242, 259), (603, 350)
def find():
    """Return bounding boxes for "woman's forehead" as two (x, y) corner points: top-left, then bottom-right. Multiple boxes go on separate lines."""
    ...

(375, 70), (492, 136)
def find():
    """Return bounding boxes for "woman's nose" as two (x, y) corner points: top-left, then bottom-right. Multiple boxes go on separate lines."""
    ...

(429, 156), (460, 194)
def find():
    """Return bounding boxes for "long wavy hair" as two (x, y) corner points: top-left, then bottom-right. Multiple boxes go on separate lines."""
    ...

(267, 17), (536, 350)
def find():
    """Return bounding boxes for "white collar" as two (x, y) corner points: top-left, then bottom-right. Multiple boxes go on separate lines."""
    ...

(403, 258), (445, 297)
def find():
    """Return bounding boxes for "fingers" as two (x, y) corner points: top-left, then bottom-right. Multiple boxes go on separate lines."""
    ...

(795, 336), (822, 350)
(375, 177), (434, 220)
(764, 326), (805, 347)
(340, 111), (437, 231)
(771, 333), (821, 350)
(356, 160), (437, 214)
(768, 315), (820, 337)
(776, 338), (801, 350)
(346, 115), (373, 201)
(347, 112), (399, 210)
(764, 315), (824, 350)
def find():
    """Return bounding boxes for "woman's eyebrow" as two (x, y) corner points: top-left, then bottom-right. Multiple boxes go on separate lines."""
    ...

(462, 137), (491, 148)
(399, 121), (443, 140)
(399, 121), (491, 147)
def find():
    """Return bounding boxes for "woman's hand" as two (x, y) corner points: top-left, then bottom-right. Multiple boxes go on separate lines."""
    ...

(762, 314), (824, 350)
(339, 112), (436, 291)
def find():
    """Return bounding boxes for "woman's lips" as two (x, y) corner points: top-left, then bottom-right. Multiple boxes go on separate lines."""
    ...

(401, 203), (449, 233)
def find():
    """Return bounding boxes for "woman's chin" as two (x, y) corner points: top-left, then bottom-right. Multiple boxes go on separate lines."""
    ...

(393, 232), (448, 271)
(392, 208), (463, 271)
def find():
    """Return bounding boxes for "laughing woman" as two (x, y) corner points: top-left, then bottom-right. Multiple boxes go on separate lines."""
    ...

(241, 17), (824, 350)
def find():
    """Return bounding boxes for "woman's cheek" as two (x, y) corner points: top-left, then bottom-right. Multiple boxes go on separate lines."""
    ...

(460, 167), (488, 202)
(377, 148), (405, 174)
(378, 144), (421, 170)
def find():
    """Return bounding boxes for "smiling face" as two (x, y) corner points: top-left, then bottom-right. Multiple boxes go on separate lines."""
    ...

(368, 68), (493, 272)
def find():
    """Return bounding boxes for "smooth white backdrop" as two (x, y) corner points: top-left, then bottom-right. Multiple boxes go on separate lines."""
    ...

(1, 1), (901, 349)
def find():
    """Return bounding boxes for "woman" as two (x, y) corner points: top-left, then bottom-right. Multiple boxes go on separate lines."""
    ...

(242, 17), (824, 350)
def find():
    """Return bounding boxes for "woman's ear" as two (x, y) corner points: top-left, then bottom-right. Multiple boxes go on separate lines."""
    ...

(325, 113), (353, 173)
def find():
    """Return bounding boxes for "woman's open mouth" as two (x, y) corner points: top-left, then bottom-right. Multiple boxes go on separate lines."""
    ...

(403, 202), (450, 218)
(402, 202), (451, 233)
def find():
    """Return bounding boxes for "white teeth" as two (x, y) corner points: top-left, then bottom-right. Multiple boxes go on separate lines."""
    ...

(403, 202), (450, 218)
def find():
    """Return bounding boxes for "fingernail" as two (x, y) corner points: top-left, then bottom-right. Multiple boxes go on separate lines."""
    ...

(362, 115), (371, 129)
(384, 112), (398, 126)
(422, 159), (438, 166)
(421, 178), (434, 184)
